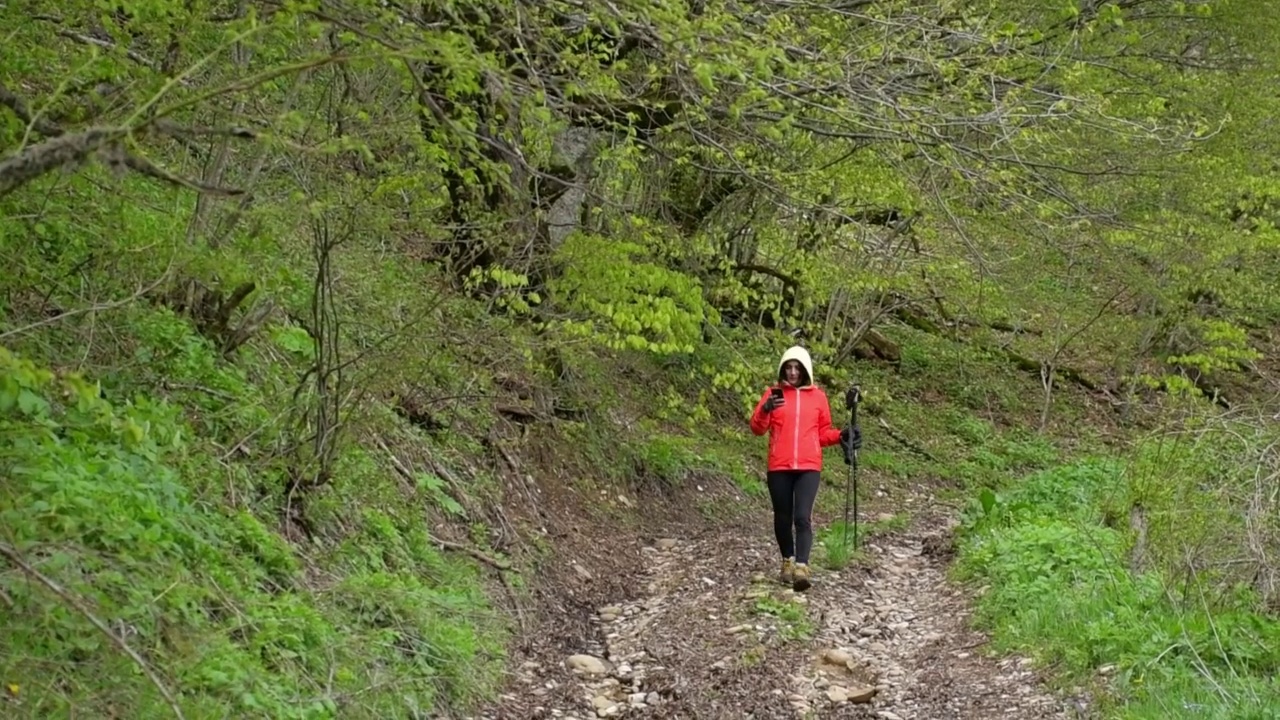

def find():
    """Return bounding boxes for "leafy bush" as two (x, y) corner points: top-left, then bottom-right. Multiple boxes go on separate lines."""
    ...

(551, 231), (716, 354)
(0, 348), (503, 718)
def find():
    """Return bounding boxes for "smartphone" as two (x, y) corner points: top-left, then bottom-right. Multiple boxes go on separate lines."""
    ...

(770, 387), (784, 400)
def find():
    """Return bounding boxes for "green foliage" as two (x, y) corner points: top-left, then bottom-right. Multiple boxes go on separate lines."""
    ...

(416, 472), (467, 518)
(621, 429), (761, 496)
(943, 417), (1061, 490)
(628, 433), (698, 485)
(753, 594), (814, 642)
(464, 266), (541, 315)
(817, 521), (857, 571)
(6, 0), (1280, 716)
(0, 348), (503, 718)
(552, 231), (716, 354)
(1165, 318), (1263, 375)
(956, 458), (1280, 718)
(1122, 421), (1280, 607)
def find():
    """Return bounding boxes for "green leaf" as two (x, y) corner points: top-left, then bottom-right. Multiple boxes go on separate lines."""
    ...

(693, 63), (716, 92)
(16, 389), (48, 417)
(979, 488), (998, 516)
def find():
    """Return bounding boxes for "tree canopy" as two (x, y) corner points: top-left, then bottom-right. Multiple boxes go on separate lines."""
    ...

(5, 1), (1277, 409)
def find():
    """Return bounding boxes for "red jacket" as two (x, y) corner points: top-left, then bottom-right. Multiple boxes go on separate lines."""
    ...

(750, 384), (843, 472)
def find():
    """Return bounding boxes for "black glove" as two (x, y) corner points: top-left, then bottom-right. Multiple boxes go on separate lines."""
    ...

(762, 393), (784, 413)
(840, 425), (862, 461)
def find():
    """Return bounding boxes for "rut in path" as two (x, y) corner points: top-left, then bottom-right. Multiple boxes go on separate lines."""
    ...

(474, 501), (1090, 720)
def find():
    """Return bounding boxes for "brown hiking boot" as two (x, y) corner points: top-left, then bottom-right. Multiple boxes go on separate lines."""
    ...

(779, 557), (795, 585)
(792, 563), (812, 592)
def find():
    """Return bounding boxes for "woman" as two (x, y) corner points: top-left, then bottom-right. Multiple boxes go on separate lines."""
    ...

(749, 345), (860, 591)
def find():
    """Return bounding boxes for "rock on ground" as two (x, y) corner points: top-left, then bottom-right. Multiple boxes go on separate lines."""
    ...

(468, 504), (1091, 720)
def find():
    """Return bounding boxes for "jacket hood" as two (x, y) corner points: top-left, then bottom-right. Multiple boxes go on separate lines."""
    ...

(777, 345), (814, 387)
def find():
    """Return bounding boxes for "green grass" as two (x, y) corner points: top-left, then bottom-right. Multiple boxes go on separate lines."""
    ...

(753, 595), (815, 642)
(818, 521), (857, 570)
(816, 512), (910, 570)
(0, 343), (505, 718)
(954, 458), (1280, 719)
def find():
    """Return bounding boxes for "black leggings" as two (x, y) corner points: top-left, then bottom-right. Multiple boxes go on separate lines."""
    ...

(767, 470), (820, 564)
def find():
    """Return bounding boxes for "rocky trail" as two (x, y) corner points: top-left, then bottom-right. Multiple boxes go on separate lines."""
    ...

(472, 494), (1091, 720)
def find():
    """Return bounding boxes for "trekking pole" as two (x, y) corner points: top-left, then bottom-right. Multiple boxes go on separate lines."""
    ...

(843, 385), (862, 553)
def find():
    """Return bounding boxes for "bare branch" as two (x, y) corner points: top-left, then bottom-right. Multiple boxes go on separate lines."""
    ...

(53, 28), (159, 70)
(0, 267), (172, 341)
(0, 126), (122, 198)
(30, 13), (164, 71)
(0, 124), (244, 198)
(0, 542), (186, 719)
(0, 80), (63, 137)
(119, 147), (245, 197)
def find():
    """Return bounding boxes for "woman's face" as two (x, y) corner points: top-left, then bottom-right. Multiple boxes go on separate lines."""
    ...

(782, 360), (802, 386)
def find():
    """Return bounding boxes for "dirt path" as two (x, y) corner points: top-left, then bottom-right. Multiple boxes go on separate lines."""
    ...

(473, 499), (1089, 720)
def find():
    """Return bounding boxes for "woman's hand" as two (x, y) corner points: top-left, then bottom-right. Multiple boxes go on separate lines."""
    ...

(840, 425), (862, 459)
(763, 392), (786, 413)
